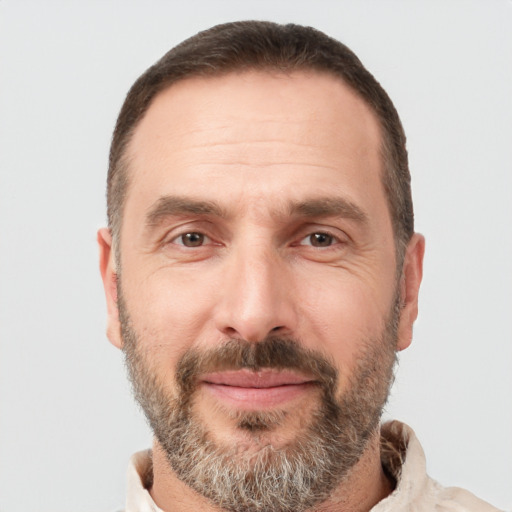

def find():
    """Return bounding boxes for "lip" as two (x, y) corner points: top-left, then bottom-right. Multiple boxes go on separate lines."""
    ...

(200, 369), (316, 409)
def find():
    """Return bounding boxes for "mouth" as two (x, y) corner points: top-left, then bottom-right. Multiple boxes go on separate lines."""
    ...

(200, 368), (318, 409)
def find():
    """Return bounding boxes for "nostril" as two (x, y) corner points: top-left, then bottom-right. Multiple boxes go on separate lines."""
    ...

(271, 326), (284, 332)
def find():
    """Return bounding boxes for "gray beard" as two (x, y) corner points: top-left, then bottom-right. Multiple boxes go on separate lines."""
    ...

(120, 293), (399, 512)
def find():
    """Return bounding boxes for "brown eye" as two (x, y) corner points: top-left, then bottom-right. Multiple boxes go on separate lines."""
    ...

(178, 232), (206, 247)
(308, 232), (334, 247)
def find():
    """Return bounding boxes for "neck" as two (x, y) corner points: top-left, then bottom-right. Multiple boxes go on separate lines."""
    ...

(149, 429), (394, 512)
(314, 432), (394, 512)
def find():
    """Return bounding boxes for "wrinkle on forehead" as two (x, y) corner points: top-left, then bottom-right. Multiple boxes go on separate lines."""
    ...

(126, 69), (382, 177)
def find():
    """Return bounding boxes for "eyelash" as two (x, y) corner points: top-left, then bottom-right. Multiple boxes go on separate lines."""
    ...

(297, 231), (341, 248)
(167, 229), (344, 250)
(170, 232), (213, 248)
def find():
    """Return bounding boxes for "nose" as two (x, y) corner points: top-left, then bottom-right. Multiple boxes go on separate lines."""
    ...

(213, 245), (298, 342)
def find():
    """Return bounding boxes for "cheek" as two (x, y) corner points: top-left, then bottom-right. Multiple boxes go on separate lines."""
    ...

(121, 265), (220, 362)
(296, 271), (393, 379)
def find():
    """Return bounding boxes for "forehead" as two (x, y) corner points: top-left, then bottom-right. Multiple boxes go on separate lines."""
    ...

(124, 70), (385, 221)
(129, 69), (382, 159)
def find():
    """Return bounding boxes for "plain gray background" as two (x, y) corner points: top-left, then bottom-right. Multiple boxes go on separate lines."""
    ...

(1, 1), (511, 511)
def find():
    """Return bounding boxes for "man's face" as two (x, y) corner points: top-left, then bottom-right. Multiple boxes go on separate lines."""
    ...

(99, 70), (423, 511)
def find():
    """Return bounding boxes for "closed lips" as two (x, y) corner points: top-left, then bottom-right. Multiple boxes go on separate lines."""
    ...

(201, 368), (315, 388)
(200, 369), (317, 409)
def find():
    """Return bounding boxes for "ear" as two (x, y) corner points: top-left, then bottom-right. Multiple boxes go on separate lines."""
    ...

(97, 228), (123, 349)
(396, 233), (425, 351)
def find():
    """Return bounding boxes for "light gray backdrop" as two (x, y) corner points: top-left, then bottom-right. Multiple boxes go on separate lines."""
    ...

(0, 1), (511, 511)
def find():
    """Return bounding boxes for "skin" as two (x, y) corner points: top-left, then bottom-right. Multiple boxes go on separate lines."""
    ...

(98, 70), (424, 512)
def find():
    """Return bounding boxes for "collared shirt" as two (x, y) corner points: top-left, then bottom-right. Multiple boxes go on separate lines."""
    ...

(124, 421), (502, 512)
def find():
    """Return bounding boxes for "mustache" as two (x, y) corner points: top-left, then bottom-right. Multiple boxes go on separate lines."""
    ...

(175, 337), (338, 396)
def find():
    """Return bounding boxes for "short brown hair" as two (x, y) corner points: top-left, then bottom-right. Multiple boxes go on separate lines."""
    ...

(108, 21), (414, 261)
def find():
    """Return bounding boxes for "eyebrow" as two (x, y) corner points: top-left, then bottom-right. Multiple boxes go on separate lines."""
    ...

(145, 194), (368, 230)
(145, 196), (228, 228)
(289, 197), (368, 223)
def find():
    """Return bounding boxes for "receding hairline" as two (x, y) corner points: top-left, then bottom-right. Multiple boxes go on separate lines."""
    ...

(125, 67), (382, 150)
(118, 67), (388, 224)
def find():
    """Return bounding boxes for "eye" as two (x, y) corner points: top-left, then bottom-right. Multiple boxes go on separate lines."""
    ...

(299, 232), (337, 247)
(172, 232), (211, 247)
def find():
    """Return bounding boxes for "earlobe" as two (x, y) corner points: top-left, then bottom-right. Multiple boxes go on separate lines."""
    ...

(97, 228), (123, 349)
(396, 233), (425, 351)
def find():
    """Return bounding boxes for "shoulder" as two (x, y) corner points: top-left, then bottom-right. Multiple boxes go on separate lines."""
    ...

(433, 485), (504, 512)
(376, 421), (504, 512)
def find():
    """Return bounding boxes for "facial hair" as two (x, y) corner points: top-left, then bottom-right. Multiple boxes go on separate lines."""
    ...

(119, 292), (399, 512)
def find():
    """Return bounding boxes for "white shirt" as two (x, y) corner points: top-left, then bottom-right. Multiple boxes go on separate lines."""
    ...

(124, 421), (502, 512)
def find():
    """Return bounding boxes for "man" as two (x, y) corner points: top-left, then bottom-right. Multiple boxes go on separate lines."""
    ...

(98, 21), (500, 512)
